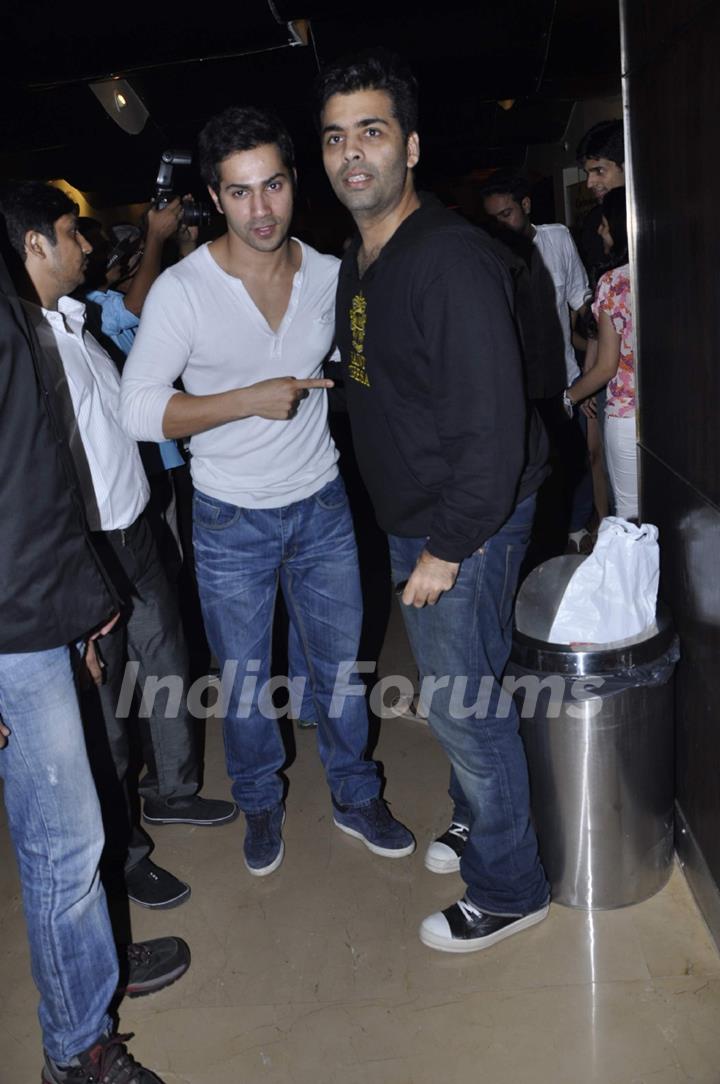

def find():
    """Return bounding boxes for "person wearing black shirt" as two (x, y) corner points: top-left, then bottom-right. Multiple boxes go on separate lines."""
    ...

(316, 50), (550, 953)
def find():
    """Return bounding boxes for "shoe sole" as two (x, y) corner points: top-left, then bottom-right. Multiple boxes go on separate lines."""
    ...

(419, 904), (549, 953)
(142, 808), (239, 827)
(333, 819), (416, 858)
(245, 839), (285, 877)
(127, 885), (191, 910)
(122, 959), (191, 998)
(424, 851), (461, 874)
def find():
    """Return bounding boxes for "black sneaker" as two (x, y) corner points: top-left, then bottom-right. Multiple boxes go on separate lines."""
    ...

(125, 858), (191, 909)
(143, 794), (238, 827)
(118, 937), (191, 998)
(244, 804), (285, 876)
(424, 821), (469, 874)
(420, 894), (549, 953)
(42, 1032), (163, 1082)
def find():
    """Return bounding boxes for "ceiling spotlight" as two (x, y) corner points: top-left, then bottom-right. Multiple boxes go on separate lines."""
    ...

(89, 77), (149, 135)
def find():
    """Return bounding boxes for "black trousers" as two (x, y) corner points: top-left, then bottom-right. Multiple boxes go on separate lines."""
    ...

(85, 512), (199, 873)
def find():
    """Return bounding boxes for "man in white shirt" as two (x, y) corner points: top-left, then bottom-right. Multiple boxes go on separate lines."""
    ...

(1, 181), (237, 912)
(121, 105), (414, 877)
(482, 172), (594, 550)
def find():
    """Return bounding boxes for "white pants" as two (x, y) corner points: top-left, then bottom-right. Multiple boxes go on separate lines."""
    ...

(605, 413), (638, 520)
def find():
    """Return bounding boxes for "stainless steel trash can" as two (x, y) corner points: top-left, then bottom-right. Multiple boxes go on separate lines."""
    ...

(509, 555), (678, 910)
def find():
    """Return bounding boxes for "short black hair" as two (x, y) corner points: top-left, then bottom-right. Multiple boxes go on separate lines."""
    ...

(576, 119), (624, 167)
(315, 48), (419, 140)
(197, 105), (295, 194)
(601, 185), (629, 267)
(0, 181), (77, 261)
(478, 171), (531, 205)
(77, 216), (106, 247)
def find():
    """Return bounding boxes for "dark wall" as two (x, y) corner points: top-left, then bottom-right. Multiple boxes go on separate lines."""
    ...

(623, 0), (720, 941)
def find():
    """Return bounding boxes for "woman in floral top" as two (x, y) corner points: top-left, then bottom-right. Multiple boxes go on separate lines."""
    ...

(567, 187), (637, 519)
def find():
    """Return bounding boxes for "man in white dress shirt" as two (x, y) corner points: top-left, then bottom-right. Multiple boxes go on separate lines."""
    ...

(481, 171), (593, 550)
(120, 105), (414, 877)
(1, 181), (236, 911)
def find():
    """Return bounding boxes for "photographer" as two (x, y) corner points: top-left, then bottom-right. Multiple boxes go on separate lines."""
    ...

(82, 197), (192, 358)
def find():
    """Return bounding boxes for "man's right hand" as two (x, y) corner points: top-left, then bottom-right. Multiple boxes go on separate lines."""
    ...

(244, 377), (335, 420)
(146, 197), (184, 242)
(89, 612), (120, 640)
(77, 612), (120, 691)
(82, 640), (106, 687)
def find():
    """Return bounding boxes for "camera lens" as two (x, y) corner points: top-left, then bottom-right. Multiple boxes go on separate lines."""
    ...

(181, 200), (211, 229)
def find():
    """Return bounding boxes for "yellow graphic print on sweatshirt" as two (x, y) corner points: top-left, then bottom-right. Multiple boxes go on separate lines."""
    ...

(348, 292), (370, 387)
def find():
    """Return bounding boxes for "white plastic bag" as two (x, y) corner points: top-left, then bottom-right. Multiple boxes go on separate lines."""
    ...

(549, 517), (660, 645)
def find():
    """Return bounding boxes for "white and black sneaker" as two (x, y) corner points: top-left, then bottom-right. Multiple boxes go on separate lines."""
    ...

(424, 821), (469, 874)
(420, 895), (549, 953)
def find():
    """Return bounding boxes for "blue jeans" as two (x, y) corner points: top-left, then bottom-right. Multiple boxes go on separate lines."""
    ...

(0, 647), (117, 1062)
(389, 495), (549, 915)
(192, 475), (380, 813)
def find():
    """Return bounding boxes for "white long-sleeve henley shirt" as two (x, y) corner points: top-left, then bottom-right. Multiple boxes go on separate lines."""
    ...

(120, 240), (340, 508)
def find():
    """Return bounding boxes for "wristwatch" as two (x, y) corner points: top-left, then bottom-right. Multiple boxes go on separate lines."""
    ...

(562, 388), (574, 417)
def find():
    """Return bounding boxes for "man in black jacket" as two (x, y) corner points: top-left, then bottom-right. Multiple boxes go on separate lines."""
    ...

(1, 182), (237, 915)
(317, 50), (550, 952)
(0, 243), (182, 1083)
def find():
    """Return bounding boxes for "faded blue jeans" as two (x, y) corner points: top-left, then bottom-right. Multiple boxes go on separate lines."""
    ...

(389, 495), (549, 915)
(192, 475), (380, 813)
(0, 646), (117, 1062)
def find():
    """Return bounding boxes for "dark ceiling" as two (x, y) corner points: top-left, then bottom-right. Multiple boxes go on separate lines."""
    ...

(1, 0), (620, 204)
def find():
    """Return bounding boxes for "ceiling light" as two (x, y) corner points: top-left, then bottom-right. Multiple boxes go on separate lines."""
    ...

(89, 78), (148, 135)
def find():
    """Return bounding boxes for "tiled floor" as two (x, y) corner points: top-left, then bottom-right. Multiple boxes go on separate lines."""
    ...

(2, 603), (720, 1083)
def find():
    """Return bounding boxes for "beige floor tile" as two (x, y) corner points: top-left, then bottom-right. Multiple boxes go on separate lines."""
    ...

(400, 978), (720, 1084)
(649, 976), (720, 1080)
(629, 872), (720, 980)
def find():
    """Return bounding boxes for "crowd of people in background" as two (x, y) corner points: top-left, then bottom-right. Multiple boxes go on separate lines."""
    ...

(0, 46), (633, 1084)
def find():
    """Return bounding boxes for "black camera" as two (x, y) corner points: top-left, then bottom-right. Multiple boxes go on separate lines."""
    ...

(154, 149), (212, 229)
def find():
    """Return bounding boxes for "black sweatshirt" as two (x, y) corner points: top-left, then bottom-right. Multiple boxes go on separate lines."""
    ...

(334, 195), (548, 563)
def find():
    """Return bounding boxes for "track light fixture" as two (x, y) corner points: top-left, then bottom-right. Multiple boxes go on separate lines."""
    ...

(89, 77), (149, 135)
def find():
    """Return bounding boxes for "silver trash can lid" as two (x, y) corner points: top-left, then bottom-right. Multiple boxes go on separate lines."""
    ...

(512, 555), (674, 675)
